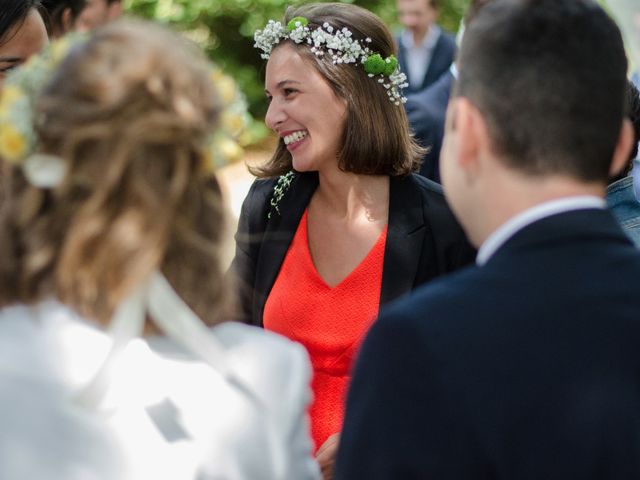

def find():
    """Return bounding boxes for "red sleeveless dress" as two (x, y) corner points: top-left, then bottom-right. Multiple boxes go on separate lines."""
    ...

(264, 209), (387, 450)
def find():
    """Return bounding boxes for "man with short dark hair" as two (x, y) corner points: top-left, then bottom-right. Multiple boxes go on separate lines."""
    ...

(336, 0), (640, 477)
(396, 0), (455, 94)
(406, 0), (490, 182)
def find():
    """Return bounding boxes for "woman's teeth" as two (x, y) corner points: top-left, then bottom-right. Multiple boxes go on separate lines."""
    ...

(284, 131), (308, 145)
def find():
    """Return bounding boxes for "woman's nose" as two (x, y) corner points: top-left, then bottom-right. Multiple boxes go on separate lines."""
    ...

(265, 98), (286, 132)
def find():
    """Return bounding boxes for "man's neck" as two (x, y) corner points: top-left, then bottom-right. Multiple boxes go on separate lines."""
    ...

(411, 25), (430, 46)
(473, 172), (607, 248)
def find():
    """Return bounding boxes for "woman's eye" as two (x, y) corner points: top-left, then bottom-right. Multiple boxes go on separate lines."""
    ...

(0, 65), (17, 74)
(266, 94), (273, 103)
(283, 88), (297, 97)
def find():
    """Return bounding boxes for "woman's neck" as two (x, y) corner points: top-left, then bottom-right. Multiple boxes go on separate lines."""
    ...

(313, 168), (389, 222)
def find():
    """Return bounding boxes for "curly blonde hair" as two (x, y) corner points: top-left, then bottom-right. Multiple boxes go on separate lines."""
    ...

(0, 20), (234, 325)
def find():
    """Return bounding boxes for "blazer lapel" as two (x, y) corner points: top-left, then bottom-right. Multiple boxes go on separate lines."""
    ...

(421, 34), (446, 91)
(252, 172), (318, 326)
(380, 175), (426, 305)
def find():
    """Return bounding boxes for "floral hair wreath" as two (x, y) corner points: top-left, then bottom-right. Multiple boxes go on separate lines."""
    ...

(254, 16), (409, 105)
(0, 34), (249, 188)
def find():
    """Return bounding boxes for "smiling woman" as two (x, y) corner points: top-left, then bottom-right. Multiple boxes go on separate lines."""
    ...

(231, 3), (476, 479)
(0, 0), (48, 85)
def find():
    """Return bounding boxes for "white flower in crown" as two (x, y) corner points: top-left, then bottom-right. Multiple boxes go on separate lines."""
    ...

(253, 20), (287, 59)
(253, 16), (407, 105)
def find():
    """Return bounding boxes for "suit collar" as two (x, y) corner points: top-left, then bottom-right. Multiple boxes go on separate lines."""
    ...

(477, 196), (606, 265)
(400, 25), (441, 50)
(487, 208), (631, 265)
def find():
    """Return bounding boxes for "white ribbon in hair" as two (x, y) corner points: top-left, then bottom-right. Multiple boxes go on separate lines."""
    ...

(75, 272), (253, 410)
(22, 154), (68, 188)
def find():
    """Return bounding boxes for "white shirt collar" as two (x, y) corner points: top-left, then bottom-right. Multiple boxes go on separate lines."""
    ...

(476, 196), (606, 266)
(449, 62), (458, 79)
(401, 24), (441, 50)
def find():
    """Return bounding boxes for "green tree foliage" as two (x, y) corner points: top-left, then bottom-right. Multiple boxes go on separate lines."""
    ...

(125, 0), (468, 137)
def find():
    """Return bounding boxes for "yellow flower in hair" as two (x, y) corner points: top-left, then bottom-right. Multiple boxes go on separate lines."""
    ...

(0, 125), (28, 162)
(0, 86), (22, 115)
(216, 75), (237, 105)
(216, 135), (243, 162)
(51, 37), (71, 63)
(205, 64), (249, 169)
(221, 111), (245, 135)
(210, 68), (224, 83)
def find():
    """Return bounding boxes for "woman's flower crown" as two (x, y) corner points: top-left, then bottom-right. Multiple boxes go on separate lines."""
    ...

(254, 16), (408, 105)
(0, 34), (249, 188)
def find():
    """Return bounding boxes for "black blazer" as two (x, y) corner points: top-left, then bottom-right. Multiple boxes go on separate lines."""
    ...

(231, 172), (475, 326)
(336, 208), (640, 479)
(396, 29), (456, 94)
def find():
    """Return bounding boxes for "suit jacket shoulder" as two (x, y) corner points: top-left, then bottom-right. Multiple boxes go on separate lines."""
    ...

(337, 209), (640, 479)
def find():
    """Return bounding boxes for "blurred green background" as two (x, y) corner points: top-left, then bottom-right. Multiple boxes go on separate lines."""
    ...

(124, 0), (469, 145)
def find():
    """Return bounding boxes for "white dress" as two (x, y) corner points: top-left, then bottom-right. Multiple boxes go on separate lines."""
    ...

(0, 300), (320, 480)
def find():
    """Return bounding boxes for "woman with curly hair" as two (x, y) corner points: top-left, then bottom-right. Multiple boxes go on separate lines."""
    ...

(0, 20), (319, 480)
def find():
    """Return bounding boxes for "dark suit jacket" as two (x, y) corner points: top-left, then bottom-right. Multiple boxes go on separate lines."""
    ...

(405, 70), (454, 182)
(231, 172), (474, 326)
(336, 208), (640, 479)
(397, 29), (456, 94)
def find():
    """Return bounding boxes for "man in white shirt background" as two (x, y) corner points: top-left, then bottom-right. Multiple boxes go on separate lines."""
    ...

(395, 0), (456, 94)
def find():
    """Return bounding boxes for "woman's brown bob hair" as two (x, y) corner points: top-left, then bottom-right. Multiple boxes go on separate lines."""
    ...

(253, 2), (424, 178)
(0, 21), (234, 326)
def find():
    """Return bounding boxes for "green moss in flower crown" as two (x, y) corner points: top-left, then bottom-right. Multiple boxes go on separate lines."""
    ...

(287, 17), (309, 32)
(382, 55), (398, 76)
(364, 54), (385, 75)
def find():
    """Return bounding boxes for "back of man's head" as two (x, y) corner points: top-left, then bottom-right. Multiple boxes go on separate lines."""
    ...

(456, 0), (627, 183)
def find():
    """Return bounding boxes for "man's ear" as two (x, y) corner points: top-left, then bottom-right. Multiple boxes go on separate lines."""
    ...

(609, 118), (634, 177)
(452, 97), (488, 171)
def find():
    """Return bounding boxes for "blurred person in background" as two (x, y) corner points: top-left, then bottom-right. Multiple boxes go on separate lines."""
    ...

(41, 0), (121, 37)
(395, 0), (455, 94)
(606, 81), (640, 247)
(0, 0), (48, 86)
(405, 0), (493, 182)
(74, 0), (122, 31)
